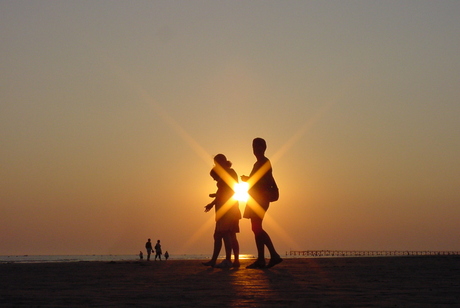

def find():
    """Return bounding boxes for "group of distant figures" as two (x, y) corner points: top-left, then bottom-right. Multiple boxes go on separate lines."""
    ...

(202, 137), (283, 269)
(140, 239), (169, 261)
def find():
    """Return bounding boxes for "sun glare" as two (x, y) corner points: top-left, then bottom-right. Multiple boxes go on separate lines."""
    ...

(233, 182), (249, 202)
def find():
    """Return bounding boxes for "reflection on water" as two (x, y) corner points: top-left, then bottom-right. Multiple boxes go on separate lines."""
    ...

(224, 262), (297, 307)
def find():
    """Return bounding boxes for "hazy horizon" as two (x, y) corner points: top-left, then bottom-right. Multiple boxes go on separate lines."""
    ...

(1, 1), (459, 256)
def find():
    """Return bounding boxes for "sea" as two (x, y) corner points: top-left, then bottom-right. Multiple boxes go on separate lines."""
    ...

(0, 254), (257, 264)
(3, 252), (451, 263)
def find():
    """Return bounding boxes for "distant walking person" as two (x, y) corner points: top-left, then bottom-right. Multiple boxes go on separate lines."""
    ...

(164, 251), (169, 260)
(154, 240), (162, 260)
(242, 138), (282, 269)
(145, 239), (153, 261)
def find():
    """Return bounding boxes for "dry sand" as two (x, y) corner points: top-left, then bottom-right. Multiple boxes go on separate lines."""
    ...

(1, 257), (459, 307)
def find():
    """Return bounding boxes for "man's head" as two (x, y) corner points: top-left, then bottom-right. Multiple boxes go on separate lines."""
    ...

(252, 137), (267, 158)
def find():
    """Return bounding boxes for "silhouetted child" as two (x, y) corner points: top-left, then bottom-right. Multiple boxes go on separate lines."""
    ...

(203, 154), (241, 268)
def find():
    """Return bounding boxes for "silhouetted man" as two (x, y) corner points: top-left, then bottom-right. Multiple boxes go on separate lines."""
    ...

(242, 138), (282, 268)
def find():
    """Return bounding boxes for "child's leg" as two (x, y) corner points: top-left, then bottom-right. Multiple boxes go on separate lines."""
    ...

(222, 232), (232, 261)
(213, 232), (233, 268)
(204, 231), (223, 266)
(212, 232), (223, 262)
(230, 232), (239, 262)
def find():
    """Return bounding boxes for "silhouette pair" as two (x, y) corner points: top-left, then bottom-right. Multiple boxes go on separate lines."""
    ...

(203, 138), (282, 269)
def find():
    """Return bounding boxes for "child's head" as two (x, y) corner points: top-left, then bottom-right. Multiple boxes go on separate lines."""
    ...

(210, 153), (233, 184)
(213, 153), (232, 169)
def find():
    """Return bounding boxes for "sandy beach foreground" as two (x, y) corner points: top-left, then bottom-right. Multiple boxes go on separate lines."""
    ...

(1, 257), (459, 307)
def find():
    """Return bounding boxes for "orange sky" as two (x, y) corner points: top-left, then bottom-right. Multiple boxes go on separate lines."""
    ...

(1, 1), (459, 256)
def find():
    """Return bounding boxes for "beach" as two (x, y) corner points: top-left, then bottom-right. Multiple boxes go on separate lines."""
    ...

(1, 257), (459, 307)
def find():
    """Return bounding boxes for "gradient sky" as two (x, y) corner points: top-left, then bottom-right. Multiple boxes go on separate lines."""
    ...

(1, 1), (459, 256)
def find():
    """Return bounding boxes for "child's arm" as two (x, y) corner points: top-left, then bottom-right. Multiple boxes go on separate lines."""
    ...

(204, 198), (216, 212)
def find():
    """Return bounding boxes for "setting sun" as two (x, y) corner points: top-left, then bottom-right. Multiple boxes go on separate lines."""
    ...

(233, 182), (249, 202)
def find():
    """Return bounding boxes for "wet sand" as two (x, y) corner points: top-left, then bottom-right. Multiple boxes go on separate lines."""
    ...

(1, 257), (459, 307)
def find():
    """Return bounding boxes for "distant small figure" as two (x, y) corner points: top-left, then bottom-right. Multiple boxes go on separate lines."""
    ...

(155, 240), (162, 261)
(139, 251), (143, 260)
(145, 238), (153, 261)
(164, 251), (169, 260)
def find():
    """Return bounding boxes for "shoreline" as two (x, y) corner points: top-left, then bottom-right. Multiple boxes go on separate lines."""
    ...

(0, 253), (256, 264)
(2, 253), (458, 264)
